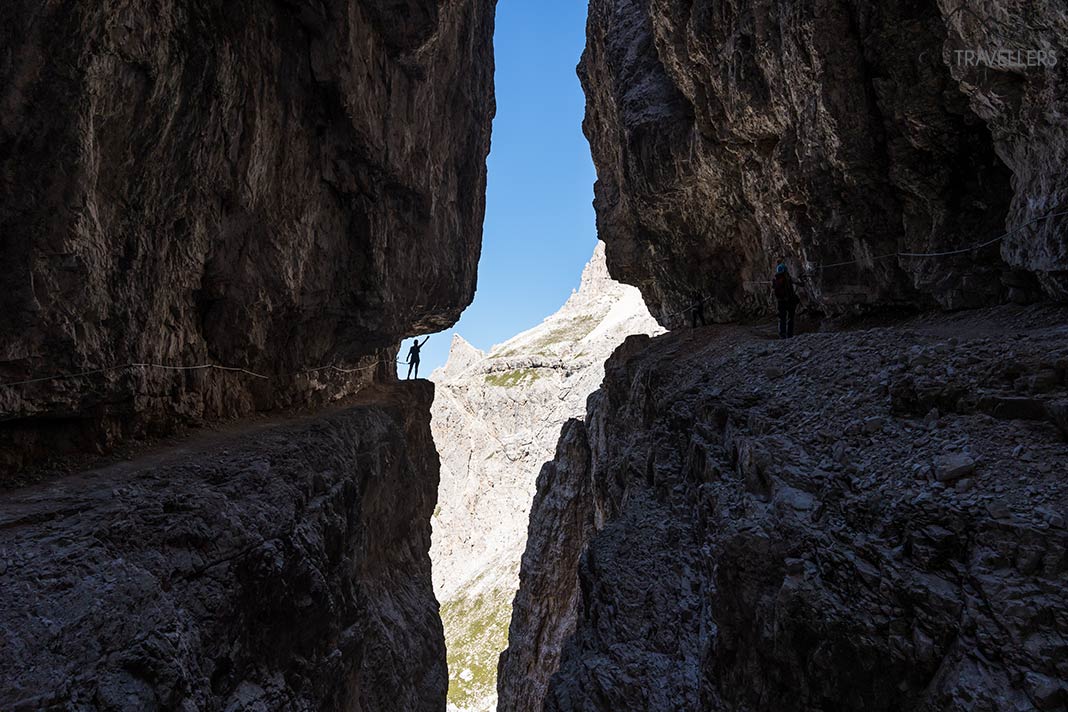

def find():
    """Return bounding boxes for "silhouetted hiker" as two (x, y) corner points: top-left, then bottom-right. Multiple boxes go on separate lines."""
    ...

(406, 336), (430, 379)
(772, 264), (798, 338)
(690, 292), (707, 329)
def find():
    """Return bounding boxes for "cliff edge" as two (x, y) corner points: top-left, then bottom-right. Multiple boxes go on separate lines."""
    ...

(501, 307), (1068, 710)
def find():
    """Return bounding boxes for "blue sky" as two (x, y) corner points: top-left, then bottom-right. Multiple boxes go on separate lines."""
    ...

(403, 0), (598, 375)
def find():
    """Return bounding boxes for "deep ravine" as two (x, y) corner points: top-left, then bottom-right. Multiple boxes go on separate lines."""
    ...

(429, 243), (661, 711)
(3, 0), (1068, 710)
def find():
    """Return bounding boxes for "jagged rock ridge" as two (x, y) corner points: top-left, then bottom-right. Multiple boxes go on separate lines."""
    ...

(0, 0), (496, 474)
(580, 0), (1068, 325)
(429, 242), (663, 711)
(0, 382), (446, 711)
(500, 306), (1068, 711)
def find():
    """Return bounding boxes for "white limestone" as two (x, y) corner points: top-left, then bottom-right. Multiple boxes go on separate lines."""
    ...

(429, 242), (663, 711)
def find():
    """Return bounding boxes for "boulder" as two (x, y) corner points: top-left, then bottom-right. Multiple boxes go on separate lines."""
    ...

(935, 454), (977, 482)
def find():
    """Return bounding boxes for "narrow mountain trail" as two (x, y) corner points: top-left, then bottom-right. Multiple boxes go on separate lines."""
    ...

(3, 382), (401, 493)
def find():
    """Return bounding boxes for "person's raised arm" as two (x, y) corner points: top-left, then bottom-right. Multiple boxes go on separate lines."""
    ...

(421, 336), (431, 345)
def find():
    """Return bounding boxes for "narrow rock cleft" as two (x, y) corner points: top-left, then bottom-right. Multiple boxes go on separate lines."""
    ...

(430, 243), (662, 711)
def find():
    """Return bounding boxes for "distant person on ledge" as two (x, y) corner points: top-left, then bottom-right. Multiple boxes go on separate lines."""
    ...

(772, 263), (798, 339)
(406, 336), (430, 379)
(690, 291), (707, 329)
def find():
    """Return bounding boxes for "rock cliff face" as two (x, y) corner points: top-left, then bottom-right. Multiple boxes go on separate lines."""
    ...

(0, 0), (496, 473)
(580, 0), (1067, 324)
(500, 4), (1068, 707)
(495, 418), (596, 712)
(0, 382), (446, 711)
(501, 306), (1068, 711)
(428, 243), (662, 711)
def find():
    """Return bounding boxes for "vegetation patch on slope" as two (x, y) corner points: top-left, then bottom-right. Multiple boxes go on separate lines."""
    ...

(442, 584), (513, 711)
(532, 314), (597, 351)
(484, 369), (541, 388)
(491, 314), (599, 359)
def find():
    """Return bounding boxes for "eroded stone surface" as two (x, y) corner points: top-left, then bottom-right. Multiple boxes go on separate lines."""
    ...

(580, 0), (1067, 324)
(0, 382), (445, 711)
(0, 0), (496, 473)
(502, 305), (1068, 711)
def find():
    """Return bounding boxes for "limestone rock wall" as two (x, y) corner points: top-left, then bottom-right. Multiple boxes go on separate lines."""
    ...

(501, 308), (1068, 710)
(0, 382), (446, 711)
(580, 0), (1067, 324)
(0, 0), (496, 472)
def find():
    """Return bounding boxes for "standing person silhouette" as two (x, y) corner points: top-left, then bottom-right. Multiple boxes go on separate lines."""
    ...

(772, 263), (798, 338)
(406, 336), (430, 379)
(690, 291), (707, 329)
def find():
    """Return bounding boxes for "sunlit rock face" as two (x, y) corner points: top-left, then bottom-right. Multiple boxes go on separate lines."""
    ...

(0, 0), (495, 473)
(428, 243), (663, 712)
(0, 382), (447, 711)
(579, 0), (1067, 325)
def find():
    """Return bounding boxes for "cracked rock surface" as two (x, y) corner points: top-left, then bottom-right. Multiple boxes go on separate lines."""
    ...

(502, 305), (1068, 711)
(0, 0), (496, 473)
(580, 0), (1068, 324)
(0, 381), (445, 711)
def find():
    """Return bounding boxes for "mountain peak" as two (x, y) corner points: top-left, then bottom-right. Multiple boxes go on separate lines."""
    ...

(577, 241), (612, 295)
(431, 333), (485, 381)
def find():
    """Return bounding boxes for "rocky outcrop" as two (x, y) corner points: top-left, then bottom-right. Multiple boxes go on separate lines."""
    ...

(0, 381), (446, 711)
(0, 0), (496, 474)
(496, 418), (595, 712)
(580, 0), (1067, 324)
(429, 243), (662, 711)
(501, 305), (1068, 711)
